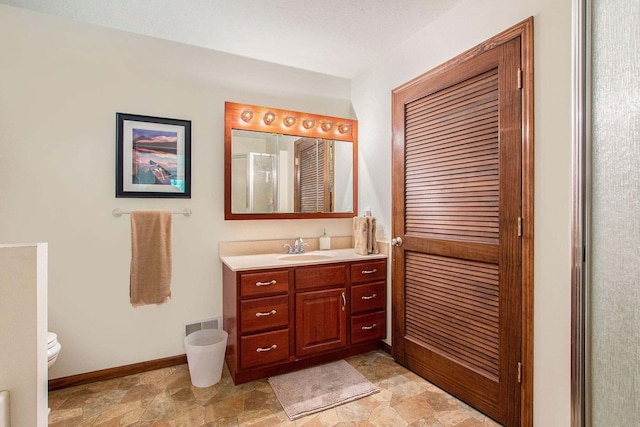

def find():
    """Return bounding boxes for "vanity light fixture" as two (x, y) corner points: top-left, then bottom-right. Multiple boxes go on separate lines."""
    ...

(283, 115), (296, 127)
(338, 123), (351, 134)
(263, 111), (276, 125)
(321, 121), (333, 132)
(302, 118), (315, 129)
(240, 110), (254, 122)
(227, 101), (356, 142)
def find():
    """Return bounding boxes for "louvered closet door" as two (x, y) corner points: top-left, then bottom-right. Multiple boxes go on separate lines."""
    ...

(296, 140), (329, 212)
(392, 38), (522, 426)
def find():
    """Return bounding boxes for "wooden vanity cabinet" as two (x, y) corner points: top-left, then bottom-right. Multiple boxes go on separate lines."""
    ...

(223, 258), (387, 384)
(295, 264), (347, 356)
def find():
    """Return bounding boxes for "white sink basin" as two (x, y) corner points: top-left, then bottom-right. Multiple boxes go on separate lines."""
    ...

(277, 252), (335, 262)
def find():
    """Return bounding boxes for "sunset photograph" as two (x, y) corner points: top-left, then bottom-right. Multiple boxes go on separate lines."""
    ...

(132, 128), (178, 185)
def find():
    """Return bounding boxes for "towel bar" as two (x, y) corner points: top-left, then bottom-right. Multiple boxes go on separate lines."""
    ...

(112, 208), (192, 217)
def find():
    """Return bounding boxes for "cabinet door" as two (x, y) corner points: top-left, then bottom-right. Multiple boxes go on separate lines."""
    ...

(295, 288), (347, 356)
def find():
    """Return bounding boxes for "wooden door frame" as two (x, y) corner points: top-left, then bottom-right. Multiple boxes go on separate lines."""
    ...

(391, 17), (534, 426)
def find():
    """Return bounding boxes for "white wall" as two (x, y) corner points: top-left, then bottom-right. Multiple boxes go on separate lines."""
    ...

(0, 5), (355, 379)
(0, 244), (48, 426)
(334, 141), (354, 212)
(351, 0), (572, 425)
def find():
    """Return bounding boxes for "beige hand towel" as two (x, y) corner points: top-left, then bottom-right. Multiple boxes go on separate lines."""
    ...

(353, 216), (369, 255)
(130, 210), (172, 307)
(368, 216), (379, 255)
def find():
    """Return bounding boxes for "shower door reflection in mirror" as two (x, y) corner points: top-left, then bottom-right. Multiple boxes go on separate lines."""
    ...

(231, 152), (278, 213)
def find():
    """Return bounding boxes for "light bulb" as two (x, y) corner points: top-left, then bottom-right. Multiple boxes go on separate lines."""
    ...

(338, 123), (351, 134)
(321, 121), (333, 132)
(263, 112), (276, 125)
(283, 116), (296, 127)
(240, 110), (253, 122)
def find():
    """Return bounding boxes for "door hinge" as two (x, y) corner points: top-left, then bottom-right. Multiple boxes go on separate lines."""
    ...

(517, 217), (522, 237)
(517, 68), (523, 89)
(517, 362), (523, 383)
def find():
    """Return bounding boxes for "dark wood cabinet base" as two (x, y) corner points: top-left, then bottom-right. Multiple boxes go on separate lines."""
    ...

(223, 258), (388, 385)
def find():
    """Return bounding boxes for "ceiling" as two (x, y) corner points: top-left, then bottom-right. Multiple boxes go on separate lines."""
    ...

(0, 0), (461, 78)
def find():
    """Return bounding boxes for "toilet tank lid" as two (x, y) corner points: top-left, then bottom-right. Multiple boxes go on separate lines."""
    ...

(47, 332), (58, 344)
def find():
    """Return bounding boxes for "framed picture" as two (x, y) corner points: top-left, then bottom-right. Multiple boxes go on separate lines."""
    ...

(116, 113), (191, 198)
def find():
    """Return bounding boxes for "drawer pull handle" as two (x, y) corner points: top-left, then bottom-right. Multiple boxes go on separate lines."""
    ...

(255, 310), (277, 317)
(362, 323), (377, 331)
(255, 280), (276, 287)
(256, 344), (277, 352)
(362, 269), (377, 274)
(361, 293), (377, 300)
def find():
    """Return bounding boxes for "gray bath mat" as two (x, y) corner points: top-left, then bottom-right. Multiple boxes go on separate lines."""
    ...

(268, 359), (379, 420)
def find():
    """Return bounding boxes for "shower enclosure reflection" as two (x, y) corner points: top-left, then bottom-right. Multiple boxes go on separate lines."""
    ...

(233, 152), (277, 213)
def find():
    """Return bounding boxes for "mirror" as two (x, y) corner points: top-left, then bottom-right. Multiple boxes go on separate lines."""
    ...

(225, 102), (358, 220)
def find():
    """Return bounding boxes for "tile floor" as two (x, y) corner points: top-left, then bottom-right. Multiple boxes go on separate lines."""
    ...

(48, 350), (502, 426)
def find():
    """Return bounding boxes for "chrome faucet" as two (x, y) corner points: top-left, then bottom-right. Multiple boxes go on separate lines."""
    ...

(284, 237), (308, 254)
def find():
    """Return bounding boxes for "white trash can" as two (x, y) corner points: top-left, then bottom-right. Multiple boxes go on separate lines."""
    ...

(184, 329), (228, 387)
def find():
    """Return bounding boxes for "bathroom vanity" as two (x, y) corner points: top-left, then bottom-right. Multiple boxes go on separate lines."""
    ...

(221, 249), (387, 384)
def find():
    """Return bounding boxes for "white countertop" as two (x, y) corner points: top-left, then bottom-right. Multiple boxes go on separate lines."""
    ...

(220, 248), (387, 271)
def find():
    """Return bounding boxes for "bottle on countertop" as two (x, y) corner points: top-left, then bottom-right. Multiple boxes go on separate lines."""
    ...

(319, 228), (331, 250)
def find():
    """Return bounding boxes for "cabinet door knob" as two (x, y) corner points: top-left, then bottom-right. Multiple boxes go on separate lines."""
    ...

(256, 344), (277, 352)
(255, 310), (277, 317)
(361, 293), (377, 300)
(362, 323), (377, 331)
(255, 280), (276, 287)
(391, 237), (403, 246)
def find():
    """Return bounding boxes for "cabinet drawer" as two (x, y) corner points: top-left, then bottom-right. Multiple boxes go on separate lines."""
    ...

(240, 329), (289, 368)
(295, 264), (346, 291)
(240, 295), (289, 334)
(351, 311), (386, 344)
(350, 260), (386, 284)
(351, 281), (386, 314)
(240, 270), (289, 298)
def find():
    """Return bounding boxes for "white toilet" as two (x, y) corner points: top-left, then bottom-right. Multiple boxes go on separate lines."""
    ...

(47, 332), (61, 369)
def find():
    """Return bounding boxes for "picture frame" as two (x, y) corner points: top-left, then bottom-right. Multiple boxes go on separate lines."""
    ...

(116, 113), (191, 198)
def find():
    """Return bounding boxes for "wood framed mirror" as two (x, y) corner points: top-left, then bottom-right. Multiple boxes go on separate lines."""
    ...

(224, 102), (358, 220)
